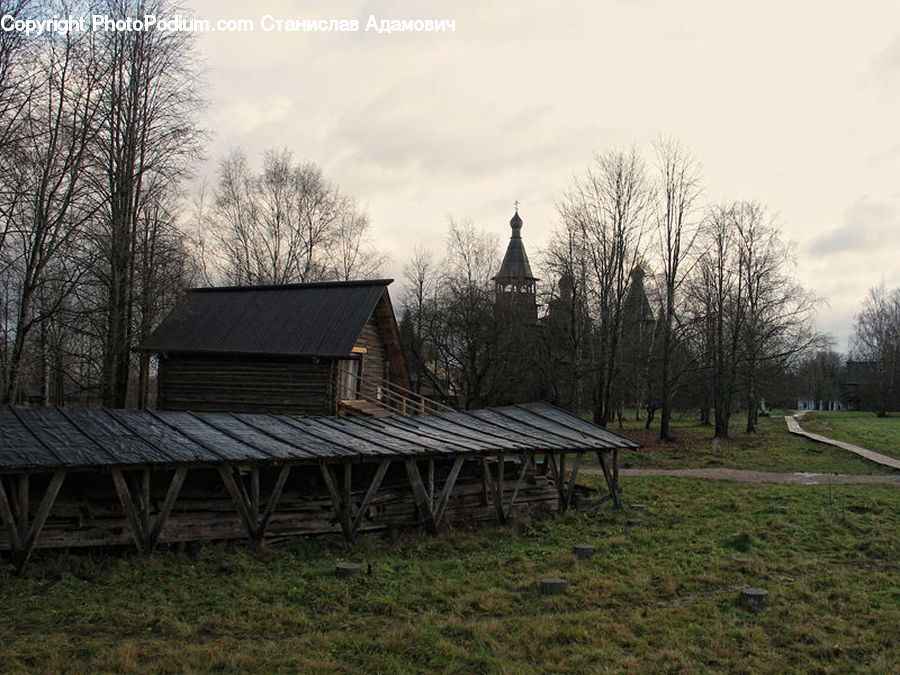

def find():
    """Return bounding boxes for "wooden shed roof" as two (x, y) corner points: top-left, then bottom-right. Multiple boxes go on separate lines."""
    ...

(139, 279), (393, 358)
(0, 403), (639, 471)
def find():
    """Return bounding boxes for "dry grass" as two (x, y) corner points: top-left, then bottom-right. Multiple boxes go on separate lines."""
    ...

(2, 475), (898, 673)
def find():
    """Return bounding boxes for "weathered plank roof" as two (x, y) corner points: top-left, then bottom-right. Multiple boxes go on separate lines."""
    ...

(0, 403), (639, 471)
(139, 279), (392, 357)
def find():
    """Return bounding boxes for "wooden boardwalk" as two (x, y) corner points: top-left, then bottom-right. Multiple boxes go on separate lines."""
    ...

(607, 468), (900, 485)
(785, 413), (900, 471)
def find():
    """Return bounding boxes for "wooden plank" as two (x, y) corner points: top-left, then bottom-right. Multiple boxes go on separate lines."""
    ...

(597, 450), (622, 509)
(343, 462), (353, 524)
(258, 464), (292, 540)
(217, 466), (256, 539)
(350, 459), (391, 537)
(111, 468), (147, 553)
(148, 467), (188, 549)
(545, 452), (565, 509)
(563, 451), (584, 510)
(404, 459), (437, 534)
(250, 467), (260, 525)
(0, 476), (22, 551)
(496, 453), (506, 523)
(141, 469), (150, 534)
(504, 452), (533, 521)
(613, 448), (622, 509)
(433, 456), (465, 525)
(18, 474), (28, 532)
(15, 470), (65, 572)
(480, 457), (504, 523)
(318, 463), (350, 538)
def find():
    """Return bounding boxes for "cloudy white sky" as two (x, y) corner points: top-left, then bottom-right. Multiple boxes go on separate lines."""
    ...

(186, 0), (900, 350)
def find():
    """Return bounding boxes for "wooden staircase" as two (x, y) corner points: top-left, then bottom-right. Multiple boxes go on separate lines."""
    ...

(339, 372), (453, 418)
(339, 398), (394, 418)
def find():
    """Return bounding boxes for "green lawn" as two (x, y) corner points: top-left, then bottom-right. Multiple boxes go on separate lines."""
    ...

(605, 410), (899, 475)
(801, 411), (900, 462)
(2, 476), (898, 673)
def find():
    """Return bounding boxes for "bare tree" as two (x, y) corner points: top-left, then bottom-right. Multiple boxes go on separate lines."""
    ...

(652, 137), (702, 441)
(0, 20), (105, 402)
(687, 203), (743, 437)
(542, 225), (593, 413)
(851, 284), (900, 417)
(90, 0), (206, 408)
(732, 202), (817, 432)
(687, 201), (818, 436)
(329, 207), (386, 281)
(554, 147), (650, 424)
(210, 148), (378, 285)
(400, 246), (440, 395)
(402, 220), (499, 409)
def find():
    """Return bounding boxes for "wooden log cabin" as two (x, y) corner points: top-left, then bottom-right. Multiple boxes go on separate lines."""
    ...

(1, 279), (642, 572)
(139, 279), (440, 417)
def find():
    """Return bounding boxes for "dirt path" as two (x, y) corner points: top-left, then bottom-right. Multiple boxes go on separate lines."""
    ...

(580, 467), (900, 486)
(785, 412), (900, 471)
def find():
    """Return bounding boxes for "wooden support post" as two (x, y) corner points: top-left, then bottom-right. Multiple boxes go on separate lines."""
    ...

(343, 462), (352, 524)
(545, 452), (566, 513)
(563, 452), (584, 510)
(114, 468), (188, 555)
(496, 453), (506, 523)
(17, 471), (65, 572)
(427, 458), (435, 507)
(596, 450), (622, 510)
(18, 474), (28, 533)
(613, 448), (622, 509)
(0, 471), (66, 573)
(503, 452), (533, 521)
(112, 468), (149, 554)
(257, 464), (291, 543)
(350, 459), (391, 538)
(141, 469), (150, 534)
(147, 467), (188, 550)
(0, 476), (23, 552)
(480, 457), (504, 523)
(218, 466), (256, 541)
(433, 456), (465, 526)
(319, 463), (352, 540)
(250, 467), (260, 525)
(405, 459), (438, 534)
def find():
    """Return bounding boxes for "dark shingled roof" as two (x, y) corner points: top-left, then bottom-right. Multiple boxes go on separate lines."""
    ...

(0, 402), (640, 470)
(494, 210), (536, 282)
(139, 279), (392, 358)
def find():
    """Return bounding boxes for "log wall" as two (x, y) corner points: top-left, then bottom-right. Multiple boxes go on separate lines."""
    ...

(158, 355), (336, 415)
(0, 458), (559, 552)
(355, 316), (388, 384)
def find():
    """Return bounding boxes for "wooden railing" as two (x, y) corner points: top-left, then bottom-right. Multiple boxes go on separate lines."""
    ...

(341, 370), (454, 416)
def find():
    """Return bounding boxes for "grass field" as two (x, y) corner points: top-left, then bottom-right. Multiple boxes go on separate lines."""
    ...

(801, 410), (900, 461)
(602, 410), (898, 475)
(2, 412), (898, 673)
(2, 475), (898, 673)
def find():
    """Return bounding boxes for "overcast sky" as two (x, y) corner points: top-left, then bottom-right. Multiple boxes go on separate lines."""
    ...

(186, 0), (900, 350)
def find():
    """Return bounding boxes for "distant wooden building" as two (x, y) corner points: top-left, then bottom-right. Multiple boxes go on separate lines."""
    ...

(492, 209), (543, 405)
(139, 280), (424, 416)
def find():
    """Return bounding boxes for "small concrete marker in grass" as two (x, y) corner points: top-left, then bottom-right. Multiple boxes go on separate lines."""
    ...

(540, 577), (567, 595)
(739, 587), (769, 609)
(733, 556), (755, 566)
(335, 561), (362, 578)
(630, 504), (647, 510)
(573, 543), (595, 559)
(627, 518), (644, 527)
